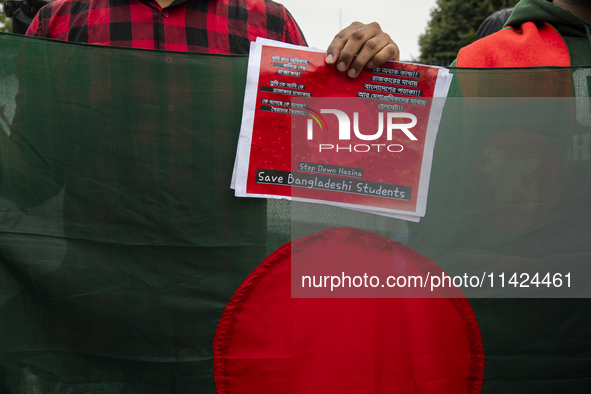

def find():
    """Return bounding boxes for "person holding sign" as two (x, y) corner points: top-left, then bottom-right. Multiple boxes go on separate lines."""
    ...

(25, 0), (399, 77)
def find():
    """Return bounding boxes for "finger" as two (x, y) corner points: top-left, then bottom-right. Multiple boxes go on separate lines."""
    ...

(325, 22), (365, 66)
(333, 23), (380, 74)
(369, 41), (400, 66)
(346, 33), (400, 78)
(346, 36), (388, 77)
(355, 41), (399, 72)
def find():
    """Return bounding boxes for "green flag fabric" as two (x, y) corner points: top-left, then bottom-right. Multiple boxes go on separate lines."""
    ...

(0, 32), (271, 392)
(1, 32), (591, 393)
(408, 68), (591, 392)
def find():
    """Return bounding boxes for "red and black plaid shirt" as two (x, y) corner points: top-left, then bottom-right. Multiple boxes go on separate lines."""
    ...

(26, 0), (307, 53)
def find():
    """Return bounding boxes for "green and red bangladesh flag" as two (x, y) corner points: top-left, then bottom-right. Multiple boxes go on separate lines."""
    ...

(1, 32), (590, 393)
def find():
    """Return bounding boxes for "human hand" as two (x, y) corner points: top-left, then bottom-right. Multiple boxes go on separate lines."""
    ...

(325, 22), (400, 78)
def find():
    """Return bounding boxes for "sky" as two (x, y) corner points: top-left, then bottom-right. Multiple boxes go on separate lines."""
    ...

(277, 0), (439, 62)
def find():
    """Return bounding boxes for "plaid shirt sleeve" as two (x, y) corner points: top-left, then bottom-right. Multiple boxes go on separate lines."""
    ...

(25, 0), (307, 54)
(281, 6), (306, 46)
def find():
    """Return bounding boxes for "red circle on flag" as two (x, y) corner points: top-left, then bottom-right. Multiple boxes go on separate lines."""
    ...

(214, 228), (484, 393)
